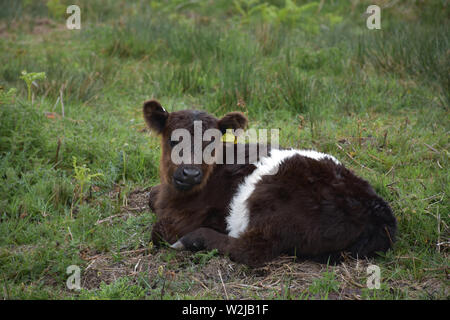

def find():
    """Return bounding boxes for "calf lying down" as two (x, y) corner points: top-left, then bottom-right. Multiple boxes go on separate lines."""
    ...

(144, 100), (397, 267)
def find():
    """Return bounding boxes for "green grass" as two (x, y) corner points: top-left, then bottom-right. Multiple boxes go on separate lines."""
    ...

(0, 0), (448, 300)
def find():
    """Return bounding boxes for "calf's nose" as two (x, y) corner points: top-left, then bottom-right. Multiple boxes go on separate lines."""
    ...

(183, 167), (201, 178)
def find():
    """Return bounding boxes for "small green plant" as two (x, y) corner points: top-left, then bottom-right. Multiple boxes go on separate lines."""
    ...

(72, 156), (103, 204)
(118, 149), (128, 183)
(192, 249), (219, 265)
(308, 269), (340, 299)
(233, 0), (342, 32)
(78, 277), (146, 300)
(19, 71), (46, 103)
(0, 87), (17, 105)
(46, 0), (66, 19)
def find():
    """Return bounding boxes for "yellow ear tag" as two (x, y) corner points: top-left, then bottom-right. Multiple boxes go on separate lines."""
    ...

(221, 130), (237, 144)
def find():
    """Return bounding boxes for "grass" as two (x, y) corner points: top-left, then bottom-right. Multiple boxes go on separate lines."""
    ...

(0, 0), (448, 300)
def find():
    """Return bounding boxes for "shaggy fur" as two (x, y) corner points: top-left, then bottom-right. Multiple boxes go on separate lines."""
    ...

(144, 100), (397, 267)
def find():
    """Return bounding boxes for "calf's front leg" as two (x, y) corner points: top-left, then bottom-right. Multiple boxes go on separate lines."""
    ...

(171, 227), (231, 252)
(151, 217), (180, 247)
(171, 227), (276, 267)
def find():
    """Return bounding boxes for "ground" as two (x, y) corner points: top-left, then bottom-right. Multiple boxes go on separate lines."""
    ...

(0, 0), (448, 300)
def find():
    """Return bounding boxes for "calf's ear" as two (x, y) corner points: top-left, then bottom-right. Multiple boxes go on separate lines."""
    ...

(143, 100), (169, 134)
(218, 112), (248, 134)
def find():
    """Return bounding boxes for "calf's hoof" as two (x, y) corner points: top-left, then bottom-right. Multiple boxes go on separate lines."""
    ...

(170, 229), (208, 252)
(170, 241), (185, 250)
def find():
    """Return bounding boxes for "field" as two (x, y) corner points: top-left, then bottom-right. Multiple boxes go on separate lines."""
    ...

(0, 0), (448, 300)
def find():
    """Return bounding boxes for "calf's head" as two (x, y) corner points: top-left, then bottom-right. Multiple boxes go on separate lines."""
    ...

(143, 100), (247, 193)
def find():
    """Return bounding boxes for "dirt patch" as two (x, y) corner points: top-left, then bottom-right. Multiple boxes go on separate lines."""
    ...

(80, 246), (449, 299)
(94, 186), (151, 225)
(125, 188), (151, 212)
(79, 247), (373, 299)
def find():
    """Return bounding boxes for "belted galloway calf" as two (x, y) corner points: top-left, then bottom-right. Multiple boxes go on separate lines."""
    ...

(143, 100), (396, 267)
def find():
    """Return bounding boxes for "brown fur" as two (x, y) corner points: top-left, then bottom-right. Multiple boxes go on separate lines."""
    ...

(143, 100), (397, 267)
